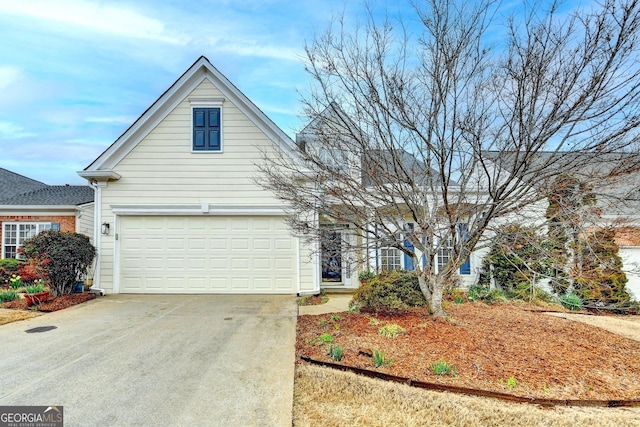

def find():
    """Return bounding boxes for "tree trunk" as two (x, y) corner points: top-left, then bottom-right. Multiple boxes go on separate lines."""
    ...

(418, 272), (446, 318)
(430, 278), (446, 318)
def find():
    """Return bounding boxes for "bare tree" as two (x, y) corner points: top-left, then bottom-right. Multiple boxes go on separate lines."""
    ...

(258, 0), (640, 317)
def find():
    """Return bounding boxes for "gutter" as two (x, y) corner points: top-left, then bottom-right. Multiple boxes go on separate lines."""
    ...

(87, 181), (105, 296)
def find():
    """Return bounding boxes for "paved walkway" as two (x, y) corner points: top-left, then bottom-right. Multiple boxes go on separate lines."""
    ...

(298, 294), (352, 315)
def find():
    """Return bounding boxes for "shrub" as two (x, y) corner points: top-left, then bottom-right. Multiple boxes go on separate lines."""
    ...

(572, 228), (631, 307)
(378, 323), (406, 338)
(351, 270), (426, 313)
(16, 259), (45, 283)
(559, 292), (583, 311)
(507, 282), (554, 303)
(479, 224), (553, 296)
(319, 333), (334, 344)
(0, 258), (22, 271)
(467, 285), (506, 305)
(20, 231), (96, 297)
(358, 269), (375, 284)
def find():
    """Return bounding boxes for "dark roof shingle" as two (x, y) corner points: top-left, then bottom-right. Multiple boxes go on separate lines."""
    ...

(0, 168), (94, 206)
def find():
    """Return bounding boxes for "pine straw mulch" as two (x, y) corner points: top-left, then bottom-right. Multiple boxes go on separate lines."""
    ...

(295, 301), (640, 401)
(2, 292), (96, 312)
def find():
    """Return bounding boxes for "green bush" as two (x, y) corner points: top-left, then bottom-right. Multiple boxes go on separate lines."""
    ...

(507, 282), (554, 303)
(559, 292), (583, 311)
(358, 269), (375, 284)
(20, 231), (96, 297)
(467, 285), (506, 304)
(0, 258), (22, 271)
(319, 333), (334, 344)
(351, 270), (426, 313)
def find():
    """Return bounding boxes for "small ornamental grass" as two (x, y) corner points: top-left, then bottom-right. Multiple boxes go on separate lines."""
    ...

(372, 349), (392, 368)
(328, 345), (343, 361)
(378, 323), (406, 338)
(0, 290), (20, 303)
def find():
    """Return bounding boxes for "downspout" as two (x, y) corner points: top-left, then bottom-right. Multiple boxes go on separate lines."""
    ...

(89, 181), (105, 296)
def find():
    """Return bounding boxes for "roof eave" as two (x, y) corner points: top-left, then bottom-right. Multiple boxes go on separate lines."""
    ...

(77, 170), (121, 183)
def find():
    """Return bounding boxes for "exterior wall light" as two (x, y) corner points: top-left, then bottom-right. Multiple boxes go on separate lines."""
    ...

(101, 222), (110, 235)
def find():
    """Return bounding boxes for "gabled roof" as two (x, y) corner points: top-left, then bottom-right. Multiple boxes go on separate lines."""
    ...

(81, 56), (300, 177)
(0, 168), (48, 200)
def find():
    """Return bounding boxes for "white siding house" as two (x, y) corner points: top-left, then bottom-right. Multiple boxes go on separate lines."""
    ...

(79, 56), (316, 295)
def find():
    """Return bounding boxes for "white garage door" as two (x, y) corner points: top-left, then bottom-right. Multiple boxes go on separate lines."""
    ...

(118, 216), (297, 294)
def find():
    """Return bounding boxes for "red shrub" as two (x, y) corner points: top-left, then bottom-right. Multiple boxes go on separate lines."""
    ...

(17, 260), (47, 284)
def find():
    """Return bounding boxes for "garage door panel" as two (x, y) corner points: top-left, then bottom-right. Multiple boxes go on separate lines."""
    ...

(119, 216), (297, 294)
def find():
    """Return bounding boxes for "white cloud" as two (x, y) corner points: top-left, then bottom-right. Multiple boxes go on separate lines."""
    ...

(0, 65), (23, 91)
(0, 0), (188, 44)
(0, 121), (36, 139)
(215, 41), (303, 62)
(85, 116), (135, 125)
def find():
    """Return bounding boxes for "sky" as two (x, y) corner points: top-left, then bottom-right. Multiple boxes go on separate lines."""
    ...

(0, 0), (586, 186)
(0, 0), (365, 185)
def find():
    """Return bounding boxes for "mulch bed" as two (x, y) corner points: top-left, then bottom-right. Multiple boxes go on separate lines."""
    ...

(296, 301), (640, 401)
(3, 293), (96, 312)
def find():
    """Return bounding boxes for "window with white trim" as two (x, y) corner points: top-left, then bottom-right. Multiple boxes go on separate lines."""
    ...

(380, 247), (402, 271)
(190, 98), (224, 152)
(436, 237), (453, 273)
(2, 222), (57, 258)
(436, 222), (471, 275)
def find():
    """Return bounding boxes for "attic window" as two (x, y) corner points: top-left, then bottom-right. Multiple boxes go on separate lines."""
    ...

(190, 98), (224, 152)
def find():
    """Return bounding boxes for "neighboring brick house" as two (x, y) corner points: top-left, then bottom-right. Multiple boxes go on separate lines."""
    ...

(0, 168), (94, 258)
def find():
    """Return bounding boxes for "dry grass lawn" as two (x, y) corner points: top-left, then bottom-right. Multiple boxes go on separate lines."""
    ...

(294, 364), (640, 427)
(0, 308), (40, 325)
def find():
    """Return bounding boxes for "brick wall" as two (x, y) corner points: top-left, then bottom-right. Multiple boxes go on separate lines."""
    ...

(0, 215), (77, 257)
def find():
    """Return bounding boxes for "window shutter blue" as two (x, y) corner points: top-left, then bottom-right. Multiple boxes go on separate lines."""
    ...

(403, 223), (414, 270)
(457, 223), (471, 274)
(459, 257), (471, 274)
(193, 108), (221, 151)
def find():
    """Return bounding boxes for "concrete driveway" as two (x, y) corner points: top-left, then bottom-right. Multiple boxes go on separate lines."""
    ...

(0, 294), (297, 426)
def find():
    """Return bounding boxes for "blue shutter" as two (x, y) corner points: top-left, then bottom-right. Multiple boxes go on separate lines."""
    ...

(457, 223), (471, 275)
(403, 223), (414, 270)
(209, 109), (220, 150)
(193, 108), (221, 151)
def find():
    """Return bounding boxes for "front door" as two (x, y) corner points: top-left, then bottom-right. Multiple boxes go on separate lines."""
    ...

(321, 230), (342, 282)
